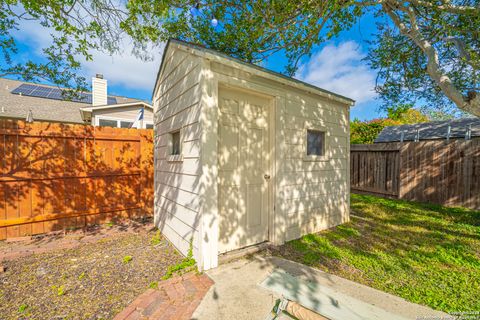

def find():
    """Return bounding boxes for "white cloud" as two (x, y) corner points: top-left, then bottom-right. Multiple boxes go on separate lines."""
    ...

(12, 18), (163, 92)
(80, 42), (164, 90)
(296, 41), (377, 104)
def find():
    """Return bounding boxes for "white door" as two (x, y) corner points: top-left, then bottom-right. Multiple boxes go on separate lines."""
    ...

(218, 86), (271, 254)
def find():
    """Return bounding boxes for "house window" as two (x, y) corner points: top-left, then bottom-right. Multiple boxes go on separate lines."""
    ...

(120, 121), (133, 128)
(170, 131), (181, 155)
(98, 119), (118, 128)
(96, 116), (151, 129)
(306, 130), (325, 156)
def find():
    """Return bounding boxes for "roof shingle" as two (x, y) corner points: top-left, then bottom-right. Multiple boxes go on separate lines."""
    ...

(0, 78), (141, 124)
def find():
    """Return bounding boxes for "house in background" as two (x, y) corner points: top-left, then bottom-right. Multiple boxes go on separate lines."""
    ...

(0, 75), (153, 128)
(375, 118), (480, 143)
(153, 39), (354, 271)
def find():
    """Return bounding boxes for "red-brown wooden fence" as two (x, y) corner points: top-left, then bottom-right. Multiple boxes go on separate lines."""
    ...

(351, 140), (480, 210)
(0, 120), (153, 240)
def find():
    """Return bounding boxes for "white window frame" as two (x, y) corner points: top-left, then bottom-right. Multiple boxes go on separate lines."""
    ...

(144, 122), (154, 129)
(303, 122), (329, 162)
(167, 127), (184, 162)
(95, 115), (152, 129)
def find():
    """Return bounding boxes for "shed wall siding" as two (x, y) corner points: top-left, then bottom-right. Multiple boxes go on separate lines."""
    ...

(281, 93), (350, 241)
(210, 62), (350, 244)
(153, 48), (203, 261)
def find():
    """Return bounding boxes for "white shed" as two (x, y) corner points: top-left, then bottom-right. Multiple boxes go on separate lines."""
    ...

(153, 39), (355, 271)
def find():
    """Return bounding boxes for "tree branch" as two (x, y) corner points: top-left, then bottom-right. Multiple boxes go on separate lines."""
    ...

(407, 0), (480, 14)
(383, 1), (480, 116)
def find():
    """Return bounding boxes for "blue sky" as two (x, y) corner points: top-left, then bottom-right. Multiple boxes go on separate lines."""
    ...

(8, 11), (385, 121)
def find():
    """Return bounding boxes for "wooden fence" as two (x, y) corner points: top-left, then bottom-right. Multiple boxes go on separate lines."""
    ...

(351, 140), (480, 210)
(350, 143), (401, 197)
(0, 120), (153, 240)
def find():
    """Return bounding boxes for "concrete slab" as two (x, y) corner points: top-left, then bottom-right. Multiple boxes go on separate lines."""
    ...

(260, 269), (407, 320)
(192, 255), (448, 320)
(192, 256), (280, 320)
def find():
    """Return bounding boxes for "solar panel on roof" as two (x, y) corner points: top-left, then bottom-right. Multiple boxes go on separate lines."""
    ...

(76, 92), (91, 103)
(14, 84), (37, 91)
(12, 84), (58, 100)
(11, 84), (35, 95)
(37, 87), (52, 93)
(31, 87), (53, 96)
(11, 83), (118, 105)
(47, 89), (63, 99)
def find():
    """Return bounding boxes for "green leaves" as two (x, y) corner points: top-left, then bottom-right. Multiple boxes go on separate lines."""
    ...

(350, 118), (396, 144)
(1, 0), (128, 91)
(350, 105), (429, 144)
(368, 1), (480, 116)
(2, 0), (479, 116)
(122, 255), (133, 264)
(124, 0), (361, 75)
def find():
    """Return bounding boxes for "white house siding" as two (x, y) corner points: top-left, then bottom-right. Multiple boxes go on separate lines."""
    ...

(280, 93), (350, 242)
(153, 47), (204, 263)
(92, 105), (154, 125)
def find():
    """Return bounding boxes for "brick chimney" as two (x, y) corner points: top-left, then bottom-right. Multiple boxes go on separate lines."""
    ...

(92, 74), (107, 106)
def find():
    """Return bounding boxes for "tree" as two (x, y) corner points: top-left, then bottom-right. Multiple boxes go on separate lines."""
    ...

(386, 104), (429, 123)
(367, 1), (480, 117)
(122, 1), (362, 75)
(350, 105), (429, 144)
(0, 0), (131, 92)
(124, 0), (480, 117)
(2, 1), (479, 116)
(351, 118), (399, 144)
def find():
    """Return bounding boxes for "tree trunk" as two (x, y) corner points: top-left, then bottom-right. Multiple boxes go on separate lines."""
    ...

(463, 94), (480, 117)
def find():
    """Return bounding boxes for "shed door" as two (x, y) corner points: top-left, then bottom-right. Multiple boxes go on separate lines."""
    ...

(218, 86), (271, 254)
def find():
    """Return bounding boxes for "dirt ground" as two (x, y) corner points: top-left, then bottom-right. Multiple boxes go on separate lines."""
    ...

(0, 220), (183, 319)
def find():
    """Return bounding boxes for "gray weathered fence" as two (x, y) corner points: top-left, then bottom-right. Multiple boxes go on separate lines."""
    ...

(350, 140), (480, 210)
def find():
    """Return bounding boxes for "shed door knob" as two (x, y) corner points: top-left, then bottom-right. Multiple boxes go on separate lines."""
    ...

(264, 174), (271, 180)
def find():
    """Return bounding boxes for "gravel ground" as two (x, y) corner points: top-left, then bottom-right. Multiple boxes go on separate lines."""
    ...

(0, 224), (183, 319)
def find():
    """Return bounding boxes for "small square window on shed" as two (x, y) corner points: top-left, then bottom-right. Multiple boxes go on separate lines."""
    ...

(170, 131), (181, 155)
(306, 130), (325, 156)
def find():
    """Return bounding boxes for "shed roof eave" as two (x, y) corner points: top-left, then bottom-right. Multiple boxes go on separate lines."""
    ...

(152, 39), (355, 107)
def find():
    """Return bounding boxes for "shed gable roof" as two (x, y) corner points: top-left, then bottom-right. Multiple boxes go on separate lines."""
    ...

(375, 117), (480, 143)
(153, 39), (355, 106)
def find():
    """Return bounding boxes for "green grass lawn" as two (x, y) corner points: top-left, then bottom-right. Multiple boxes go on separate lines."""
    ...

(276, 193), (480, 313)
